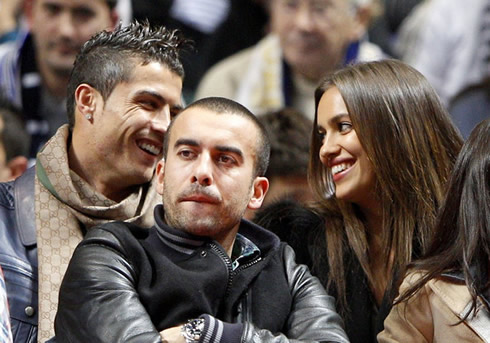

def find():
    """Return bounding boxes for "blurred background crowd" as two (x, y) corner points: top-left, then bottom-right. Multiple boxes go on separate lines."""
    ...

(0, 0), (488, 188)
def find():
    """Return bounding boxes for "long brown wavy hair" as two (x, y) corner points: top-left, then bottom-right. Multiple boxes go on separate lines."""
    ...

(396, 118), (490, 318)
(309, 59), (463, 316)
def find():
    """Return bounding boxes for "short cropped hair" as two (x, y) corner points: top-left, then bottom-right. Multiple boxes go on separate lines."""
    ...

(0, 95), (30, 161)
(259, 108), (311, 180)
(67, 20), (191, 130)
(163, 97), (271, 177)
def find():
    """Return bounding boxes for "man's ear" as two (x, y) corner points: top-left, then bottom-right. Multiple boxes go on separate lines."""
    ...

(350, 5), (372, 41)
(248, 177), (269, 210)
(6, 156), (28, 181)
(109, 9), (119, 29)
(23, 0), (35, 29)
(155, 159), (165, 195)
(74, 84), (98, 125)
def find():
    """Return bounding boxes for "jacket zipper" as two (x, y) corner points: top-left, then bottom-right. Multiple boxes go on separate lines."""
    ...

(234, 256), (262, 274)
(209, 243), (234, 296)
(209, 243), (263, 295)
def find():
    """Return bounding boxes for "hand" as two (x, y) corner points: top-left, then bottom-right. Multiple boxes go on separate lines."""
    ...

(160, 325), (185, 343)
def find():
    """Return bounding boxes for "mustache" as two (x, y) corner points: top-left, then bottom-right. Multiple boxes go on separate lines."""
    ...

(177, 184), (221, 203)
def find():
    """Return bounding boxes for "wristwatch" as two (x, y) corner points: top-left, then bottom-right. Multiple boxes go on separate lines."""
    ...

(181, 318), (205, 343)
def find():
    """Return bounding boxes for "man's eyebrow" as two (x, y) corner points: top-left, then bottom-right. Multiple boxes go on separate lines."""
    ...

(173, 140), (244, 159)
(174, 138), (199, 148)
(134, 90), (166, 103)
(216, 145), (244, 160)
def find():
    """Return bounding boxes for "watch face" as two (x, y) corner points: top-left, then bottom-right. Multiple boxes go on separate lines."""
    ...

(182, 318), (205, 343)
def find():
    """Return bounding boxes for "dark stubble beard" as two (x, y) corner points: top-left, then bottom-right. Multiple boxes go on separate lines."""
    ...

(162, 180), (252, 238)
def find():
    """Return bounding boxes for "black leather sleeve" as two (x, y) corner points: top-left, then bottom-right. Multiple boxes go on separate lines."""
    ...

(54, 227), (162, 343)
(240, 245), (349, 343)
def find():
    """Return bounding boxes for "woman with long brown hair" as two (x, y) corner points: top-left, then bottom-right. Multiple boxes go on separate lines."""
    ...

(378, 118), (490, 342)
(255, 59), (463, 343)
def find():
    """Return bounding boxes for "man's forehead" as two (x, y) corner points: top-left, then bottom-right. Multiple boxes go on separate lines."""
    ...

(174, 107), (246, 129)
(171, 108), (257, 146)
(124, 62), (183, 100)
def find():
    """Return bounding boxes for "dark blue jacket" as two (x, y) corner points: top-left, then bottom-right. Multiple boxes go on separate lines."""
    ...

(0, 167), (38, 343)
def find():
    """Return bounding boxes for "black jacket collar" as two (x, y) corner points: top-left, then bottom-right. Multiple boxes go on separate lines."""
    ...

(153, 204), (280, 258)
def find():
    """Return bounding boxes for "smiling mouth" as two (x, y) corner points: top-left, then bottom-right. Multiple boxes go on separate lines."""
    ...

(331, 163), (353, 175)
(137, 141), (161, 156)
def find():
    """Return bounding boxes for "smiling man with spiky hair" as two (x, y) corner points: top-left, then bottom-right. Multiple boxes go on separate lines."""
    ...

(0, 20), (190, 342)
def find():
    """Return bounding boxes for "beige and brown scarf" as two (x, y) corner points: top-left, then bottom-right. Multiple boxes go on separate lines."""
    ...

(35, 125), (160, 341)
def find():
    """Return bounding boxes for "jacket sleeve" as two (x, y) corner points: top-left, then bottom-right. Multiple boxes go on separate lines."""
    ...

(377, 275), (433, 343)
(204, 244), (348, 343)
(54, 227), (162, 343)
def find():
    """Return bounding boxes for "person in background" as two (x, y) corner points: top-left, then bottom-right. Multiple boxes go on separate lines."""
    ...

(245, 107), (313, 220)
(366, 0), (422, 56)
(0, 0), (23, 43)
(0, 0), (118, 160)
(448, 78), (490, 139)
(0, 94), (30, 181)
(378, 118), (490, 343)
(131, 0), (231, 99)
(202, 0), (269, 74)
(195, 0), (384, 120)
(255, 59), (463, 343)
(396, 0), (490, 107)
(0, 20), (188, 342)
(55, 97), (348, 343)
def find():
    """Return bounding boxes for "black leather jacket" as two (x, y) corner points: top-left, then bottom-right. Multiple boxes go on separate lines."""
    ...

(0, 168), (38, 343)
(55, 206), (349, 343)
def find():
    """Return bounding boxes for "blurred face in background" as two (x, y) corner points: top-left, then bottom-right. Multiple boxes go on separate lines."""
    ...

(270, 0), (360, 81)
(26, 0), (117, 95)
(0, 115), (28, 181)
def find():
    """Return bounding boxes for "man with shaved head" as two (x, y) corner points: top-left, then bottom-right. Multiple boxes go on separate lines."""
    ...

(55, 97), (348, 343)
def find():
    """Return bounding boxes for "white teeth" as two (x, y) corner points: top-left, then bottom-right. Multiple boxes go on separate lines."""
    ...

(331, 163), (351, 175)
(138, 142), (161, 156)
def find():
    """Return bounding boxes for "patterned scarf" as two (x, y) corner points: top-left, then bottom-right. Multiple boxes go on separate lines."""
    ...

(35, 125), (160, 341)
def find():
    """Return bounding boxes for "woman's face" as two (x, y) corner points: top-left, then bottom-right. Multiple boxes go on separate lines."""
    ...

(316, 87), (376, 208)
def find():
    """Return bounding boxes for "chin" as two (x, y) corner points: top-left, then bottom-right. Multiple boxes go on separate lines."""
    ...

(184, 223), (219, 237)
(334, 189), (354, 203)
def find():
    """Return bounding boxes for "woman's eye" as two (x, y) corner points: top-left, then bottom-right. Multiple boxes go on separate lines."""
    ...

(338, 122), (352, 132)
